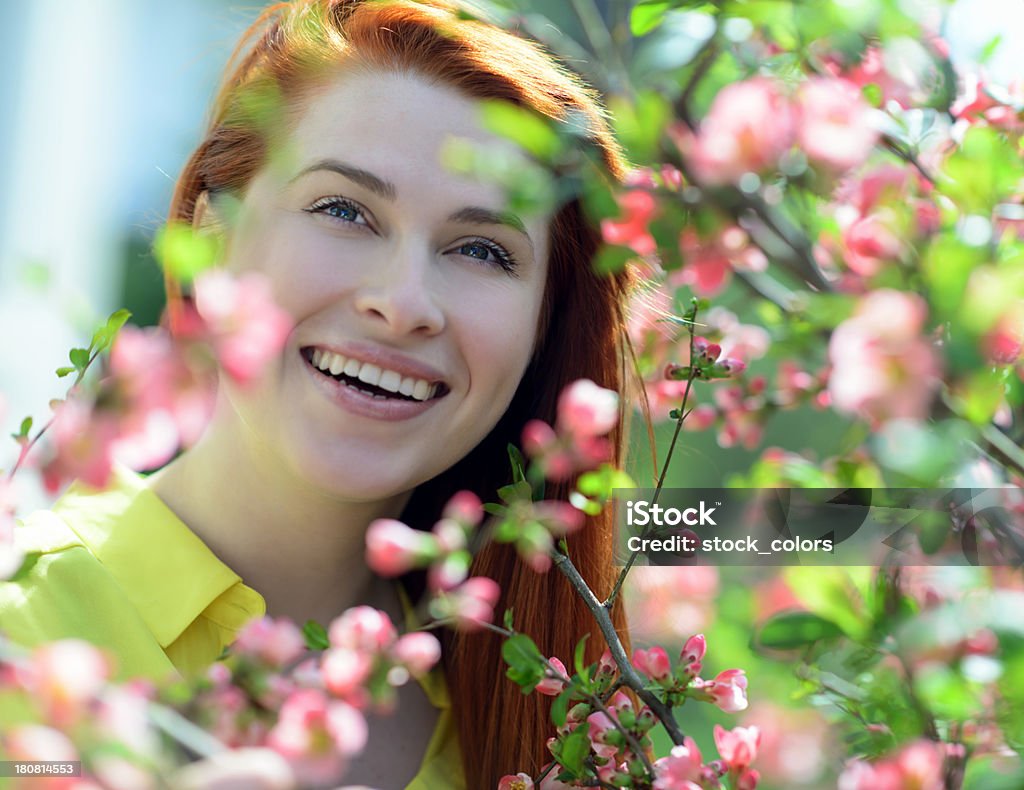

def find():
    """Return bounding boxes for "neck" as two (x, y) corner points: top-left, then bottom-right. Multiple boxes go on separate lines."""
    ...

(147, 396), (411, 626)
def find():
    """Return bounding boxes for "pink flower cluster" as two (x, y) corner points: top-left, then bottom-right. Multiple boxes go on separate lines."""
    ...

(674, 76), (878, 186)
(829, 289), (941, 424)
(363, 490), (502, 630)
(366, 490), (483, 586)
(498, 635), (755, 788)
(631, 634), (750, 714)
(39, 271), (292, 494)
(839, 739), (946, 790)
(523, 379), (619, 481)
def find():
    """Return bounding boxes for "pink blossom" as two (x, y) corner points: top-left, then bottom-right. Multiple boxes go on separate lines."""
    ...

(601, 190), (657, 257)
(42, 399), (119, 493)
(267, 689), (367, 785)
(432, 518), (468, 555)
(321, 647), (373, 700)
(584, 710), (620, 759)
(685, 78), (795, 185)
(365, 518), (438, 576)
(681, 634), (707, 667)
(391, 632), (442, 678)
(192, 270), (293, 388)
(714, 724), (761, 771)
(653, 738), (704, 790)
(443, 490), (484, 527)
(841, 213), (903, 276)
(838, 740), (944, 790)
(633, 646), (671, 681)
(29, 640), (110, 726)
(557, 379), (619, 438)
(435, 576), (500, 631)
(736, 768), (761, 790)
(532, 500), (585, 536)
(829, 289), (940, 423)
(233, 617), (306, 667)
(535, 657), (568, 696)
(428, 549), (471, 591)
(674, 227), (768, 298)
(797, 78), (879, 172)
(521, 420), (574, 481)
(497, 773), (535, 790)
(697, 669), (749, 713)
(983, 308), (1024, 365)
(328, 607), (397, 653)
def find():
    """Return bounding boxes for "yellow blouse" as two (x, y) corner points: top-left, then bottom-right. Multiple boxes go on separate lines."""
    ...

(0, 466), (463, 789)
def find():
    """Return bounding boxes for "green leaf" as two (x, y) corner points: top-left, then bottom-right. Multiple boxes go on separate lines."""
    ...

(573, 633), (591, 680)
(13, 416), (32, 441)
(507, 443), (527, 484)
(89, 309), (132, 354)
(480, 101), (563, 161)
(483, 502), (507, 517)
(630, 1), (672, 36)
(55, 366), (76, 378)
(558, 724), (591, 777)
(502, 633), (546, 692)
(301, 620), (329, 651)
(551, 686), (573, 728)
(497, 480), (532, 504)
(756, 610), (844, 650)
(576, 464), (637, 499)
(154, 222), (222, 284)
(593, 244), (635, 275)
(610, 91), (671, 164)
(503, 608), (515, 632)
(69, 347), (90, 371)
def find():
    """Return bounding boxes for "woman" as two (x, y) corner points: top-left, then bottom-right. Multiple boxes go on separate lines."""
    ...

(2, 0), (637, 786)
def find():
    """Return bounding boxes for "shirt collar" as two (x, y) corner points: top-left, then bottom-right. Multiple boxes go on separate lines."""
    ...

(53, 465), (265, 649)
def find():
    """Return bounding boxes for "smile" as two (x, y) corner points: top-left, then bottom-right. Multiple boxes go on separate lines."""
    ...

(300, 345), (450, 417)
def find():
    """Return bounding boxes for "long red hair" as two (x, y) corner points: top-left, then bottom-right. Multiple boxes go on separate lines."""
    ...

(167, 1), (638, 784)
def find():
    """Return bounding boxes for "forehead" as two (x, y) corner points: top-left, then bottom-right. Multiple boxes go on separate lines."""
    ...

(282, 69), (536, 214)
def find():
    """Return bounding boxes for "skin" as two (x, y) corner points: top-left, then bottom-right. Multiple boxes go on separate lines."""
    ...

(149, 69), (552, 785)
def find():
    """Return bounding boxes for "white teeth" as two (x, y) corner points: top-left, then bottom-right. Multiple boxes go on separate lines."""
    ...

(378, 370), (402, 394)
(309, 349), (440, 401)
(357, 363), (382, 387)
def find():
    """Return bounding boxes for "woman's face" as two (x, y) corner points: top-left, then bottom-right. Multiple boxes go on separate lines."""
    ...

(210, 70), (551, 503)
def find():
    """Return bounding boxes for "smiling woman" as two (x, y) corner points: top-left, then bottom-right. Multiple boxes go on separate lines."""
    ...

(0, 1), (638, 787)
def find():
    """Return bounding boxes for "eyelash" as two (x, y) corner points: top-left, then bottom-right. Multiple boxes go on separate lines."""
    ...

(304, 196), (520, 276)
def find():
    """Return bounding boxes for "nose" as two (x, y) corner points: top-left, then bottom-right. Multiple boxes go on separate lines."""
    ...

(353, 242), (446, 337)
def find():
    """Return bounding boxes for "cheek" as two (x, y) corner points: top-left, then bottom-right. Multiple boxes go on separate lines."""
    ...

(458, 287), (544, 391)
(228, 225), (357, 317)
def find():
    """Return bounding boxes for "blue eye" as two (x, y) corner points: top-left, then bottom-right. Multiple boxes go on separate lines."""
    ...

(454, 237), (519, 276)
(305, 196), (368, 226)
(459, 242), (492, 260)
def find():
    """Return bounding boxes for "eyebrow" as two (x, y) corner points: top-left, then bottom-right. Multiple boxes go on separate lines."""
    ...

(292, 158), (534, 251)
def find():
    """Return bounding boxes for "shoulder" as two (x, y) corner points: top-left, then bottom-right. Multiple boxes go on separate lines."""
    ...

(1, 508), (176, 679)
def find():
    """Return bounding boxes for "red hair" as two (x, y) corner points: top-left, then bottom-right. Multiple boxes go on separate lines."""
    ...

(167, 1), (638, 784)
